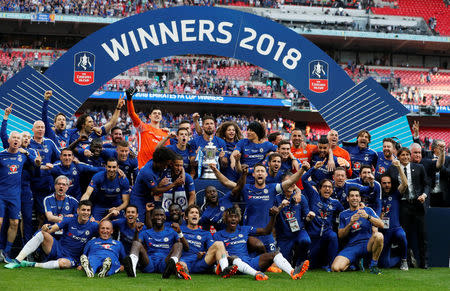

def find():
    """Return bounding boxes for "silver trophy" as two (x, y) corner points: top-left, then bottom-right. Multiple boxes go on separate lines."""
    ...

(200, 137), (218, 179)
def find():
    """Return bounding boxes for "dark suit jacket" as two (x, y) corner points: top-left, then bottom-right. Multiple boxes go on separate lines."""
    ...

(387, 163), (430, 212)
(440, 157), (450, 200)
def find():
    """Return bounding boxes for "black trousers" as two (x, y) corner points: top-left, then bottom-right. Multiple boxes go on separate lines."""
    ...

(399, 201), (428, 266)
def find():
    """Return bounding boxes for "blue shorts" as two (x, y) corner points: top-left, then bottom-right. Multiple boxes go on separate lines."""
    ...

(47, 238), (77, 267)
(242, 255), (262, 271)
(338, 241), (369, 264)
(0, 197), (21, 220)
(185, 258), (212, 273)
(89, 255), (121, 276)
(141, 256), (166, 273)
(252, 234), (276, 252)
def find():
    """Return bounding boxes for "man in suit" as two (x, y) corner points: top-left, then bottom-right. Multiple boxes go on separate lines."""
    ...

(386, 147), (430, 269)
(410, 142), (445, 207)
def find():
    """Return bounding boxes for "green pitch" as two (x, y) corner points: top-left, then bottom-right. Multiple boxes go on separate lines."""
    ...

(0, 264), (449, 291)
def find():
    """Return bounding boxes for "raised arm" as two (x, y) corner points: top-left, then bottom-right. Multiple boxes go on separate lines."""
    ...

(254, 207), (279, 235)
(392, 160), (408, 194)
(192, 112), (202, 136)
(210, 163), (237, 189)
(104, 94), (125, 133)
(231, 165), (248, 199)
(281, 163), (307, 192)
(125, 88), (142, 128)
(1, 104), (12, 148)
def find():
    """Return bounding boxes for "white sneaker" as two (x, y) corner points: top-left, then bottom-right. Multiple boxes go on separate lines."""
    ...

(80, 254), (94, 278)
(400, 259), (409, 271)
(98, 257), (112, 278)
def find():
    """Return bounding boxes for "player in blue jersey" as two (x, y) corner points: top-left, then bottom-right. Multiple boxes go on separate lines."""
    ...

(80, 220), (126, 277)
(375, 138), (396, 181)
(159, 128), (195, 173)
(230, 121), (277, 169)
(81, 158), (130, 220)
(122, 207), (187, 279)
(379, 169), (409, 271)
(41, 90), (69, 148)
(165, 203), (186, 227)
(348, 165), (382, 215)
(5, 200), (98, 269)
(332, 166), (374, 209)
(199, 186), (235, 232)
(157, 155), (196, 214)
(105, 204), (146, 254)
(0, 131), (41, 260)
(310, 136), (339, 185)
(342, 130), (378, 178)
(216, 121), (243, 182)
(103, 126), (124, 149)
(1, 105), (40, 247)
(44, 175), (78, 223)
(77, 138), (107, 167)
(247, 153), (284, 185)
(67, 96), (124, 158)
(274, 140), (300, 176)
(301, 161), (344, 271)
(190, 115), (227, 178)
(331, 188), (384, 274)
(102, 140), (138, 185)
(43, 148), (103, 200)
(215, 207), (309, 280)
(274, 172), (315, 268)
(130, 147), (177, 221)
(29, 120), (61, 225)
(178, 204), (238, 278)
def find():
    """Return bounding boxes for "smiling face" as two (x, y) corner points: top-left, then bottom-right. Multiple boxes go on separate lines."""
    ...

(172, 159), (184, 176)
(77, 204), (92, 224)
(125, 206), (138, 225)
(60, 149), (74, 167)
(225, 125), (236, 141)
(98, 220), (113, 240)
(347, 190), (361, 209)
(116, 145), (130, 162)
(327, 130), (339, 148)
(150, 109), (162, 124)
(21, 132), (31, 148)
(398, 150), (411, 166)
(225, 213), (240, 231)
(318, 142), (329, 158)
(333, 168), (347, 188)
(278, 143), (291, 160)
(410, 146), (422, 163)
(382, 141), (394, 158)
(291, 130), (304, 148)
(32, 121), (45, 139)
(111, 128), (123, 144)
(380, 176), (392, 194)
(203, 119), (215, 136)
(106, 160), (118, 180)
(151, 208), (166, 228)
(55, 114), (66, 131)
(319, 180), (333, 199)
(360, 167), (373, 184)
(357, 132), (370, 149)
(205, 186), (218, 204)
(169, 204), (182, 222)
(83, 116), (94, 133)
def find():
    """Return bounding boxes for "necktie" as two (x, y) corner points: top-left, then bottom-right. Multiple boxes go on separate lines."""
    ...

(404, 166), (413, 202)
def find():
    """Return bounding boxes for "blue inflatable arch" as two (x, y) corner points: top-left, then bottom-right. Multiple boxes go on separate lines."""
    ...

(0, 6), (411, 150)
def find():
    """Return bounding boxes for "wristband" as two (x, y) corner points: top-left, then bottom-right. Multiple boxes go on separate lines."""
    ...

(178, 232), (184, 239)
(367, 215), (371, 221)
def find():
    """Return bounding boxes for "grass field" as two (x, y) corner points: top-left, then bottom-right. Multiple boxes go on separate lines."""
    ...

(0, 263), (449, 291)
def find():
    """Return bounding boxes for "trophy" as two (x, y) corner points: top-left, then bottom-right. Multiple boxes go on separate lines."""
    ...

(200, 137), (218, 179)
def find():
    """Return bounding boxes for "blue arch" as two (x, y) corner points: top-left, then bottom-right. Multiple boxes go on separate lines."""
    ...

(0, 6), (411, 149)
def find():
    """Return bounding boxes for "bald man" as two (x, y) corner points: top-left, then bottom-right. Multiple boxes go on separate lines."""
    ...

(81, 220), (126, 277)
(327, 130), (352, 177)
(28, 120), (61, 224)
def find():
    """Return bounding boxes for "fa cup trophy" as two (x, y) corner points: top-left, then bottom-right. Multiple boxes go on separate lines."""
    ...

(200, 137), (218, 179)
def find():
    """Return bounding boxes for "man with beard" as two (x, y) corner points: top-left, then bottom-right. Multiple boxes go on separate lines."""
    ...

(248, 153), (284, 184)
(190, 115), (227, 178)
(130, 147), (176, 222)
(103, 127), (124, 149)
(81, 158), (130, 221)
(122, 207), (188, 279)
(310, 136), (340, 185)
(42, 90), (69, 148)
(0, 131), (41, 260)
(348, 165), (381, 215)
(80, 220), (126, 278)
(332, 188), (384, 274)
(343, 130), (378, 178)
(375, 138), (397, 182)
(102, 140), (138, 185)
(43, 175), (78, 223)
(378, 165), (409, 271)
(5, 200), (98, 269)
(199, 186), (235, 232)
(290, 128), (316, 165)
(157, 155), (195, 214)
(178, 205), (238, 278)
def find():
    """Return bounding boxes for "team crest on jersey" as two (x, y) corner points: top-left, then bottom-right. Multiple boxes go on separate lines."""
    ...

(364, 155), (369, 161)
(85, 230), (90, 235)
(351, 222), (360, 230)
(264, 189), (268, 194)
(378, 166), (386, 174)
(73, 169), (77, 175)
(65, 206), (70, 210)
(220, 206), (225, 211)
(259, 148), (264, 153)
(388, 197), (392, 201)
(9, 165), (18, 173)
(238, 234), (243, 238)
(60, 141), (66, 148)
(116, 188), (120, 192)
(197, 235), (202, 240)
(102, 244), (111, 249)
(309, 60), (329, 93)
(74, 51), (95, 85)
(354, 162), (361, 170)
(163, 237), (169, 242)
(44, 148), (49, 153)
